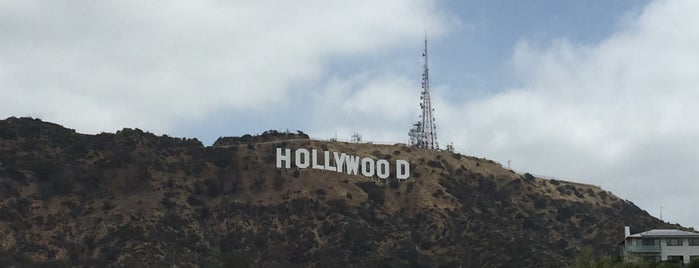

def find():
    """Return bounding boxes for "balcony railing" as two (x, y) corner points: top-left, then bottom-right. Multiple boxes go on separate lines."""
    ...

(625, 245), (661, 253)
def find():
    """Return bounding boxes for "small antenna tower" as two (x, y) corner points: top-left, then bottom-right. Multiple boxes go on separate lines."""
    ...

(446, 142), (455, 153)
(351, 131), (362, 143)
(409, 36), (439, 149)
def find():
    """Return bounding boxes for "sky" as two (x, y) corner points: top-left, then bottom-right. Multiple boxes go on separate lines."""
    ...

(3, 0), (699, 229)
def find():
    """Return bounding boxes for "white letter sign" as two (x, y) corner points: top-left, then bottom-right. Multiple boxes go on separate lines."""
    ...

(276, 147), (411, 180)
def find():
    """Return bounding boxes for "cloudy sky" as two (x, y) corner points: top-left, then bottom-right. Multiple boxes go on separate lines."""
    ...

(4, 0), (699, 228)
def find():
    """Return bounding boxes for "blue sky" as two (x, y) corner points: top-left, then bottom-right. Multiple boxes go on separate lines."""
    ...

(437, 0), (650, 91)
(3, 0), (699, 229)
(176, 0), (652, 143)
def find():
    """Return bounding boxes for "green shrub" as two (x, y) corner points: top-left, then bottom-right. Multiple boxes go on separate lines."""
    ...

(327, 199), (350, 215)
(161, 197), (176, 210)
(356, 181), (385, 206)
(274, 175), (285, 191)
(522, 173), (535, 183)
(427, 160), (443, 169)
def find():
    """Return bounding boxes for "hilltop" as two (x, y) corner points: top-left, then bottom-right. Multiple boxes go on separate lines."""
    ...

(0, 117), (680, 267)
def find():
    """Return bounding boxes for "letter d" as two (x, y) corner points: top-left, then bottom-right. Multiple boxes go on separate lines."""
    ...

(396, 160), (409, 180)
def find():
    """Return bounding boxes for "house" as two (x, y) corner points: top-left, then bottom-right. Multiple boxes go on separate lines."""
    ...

(621, 226), (699, 264)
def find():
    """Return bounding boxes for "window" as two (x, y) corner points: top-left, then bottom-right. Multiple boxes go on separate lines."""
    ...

(690, 238), (699, 246)
(643, 255), (661, 263)
(667, 238), (683, 246)
(667, 255), (684, 263)
(641, 239), (656, 246)
(691, 256), (699, 262)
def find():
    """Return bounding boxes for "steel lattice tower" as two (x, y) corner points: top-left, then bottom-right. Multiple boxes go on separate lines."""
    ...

(409, 38), (438, 149)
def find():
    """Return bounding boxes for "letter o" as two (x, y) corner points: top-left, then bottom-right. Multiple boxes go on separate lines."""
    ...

(295, 149), (310, 168)
(376, 159), (389, 179)
(361, 157), (375, 177)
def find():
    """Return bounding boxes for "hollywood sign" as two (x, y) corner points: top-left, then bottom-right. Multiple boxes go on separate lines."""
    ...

(276, 148), (410, 180)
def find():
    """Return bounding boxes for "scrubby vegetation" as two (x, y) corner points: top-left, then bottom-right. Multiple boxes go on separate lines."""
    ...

(0, 117), (682, 267)
(571, 247), (699, 268)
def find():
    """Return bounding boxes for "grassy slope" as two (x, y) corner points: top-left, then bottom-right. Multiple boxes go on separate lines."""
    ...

(0, 117), (678, 267)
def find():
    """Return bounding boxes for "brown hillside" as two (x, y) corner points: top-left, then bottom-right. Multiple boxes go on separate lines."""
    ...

(0, 117), (680, 267)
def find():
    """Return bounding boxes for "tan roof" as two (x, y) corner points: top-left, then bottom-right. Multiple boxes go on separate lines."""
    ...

(628, 229), (699, 238)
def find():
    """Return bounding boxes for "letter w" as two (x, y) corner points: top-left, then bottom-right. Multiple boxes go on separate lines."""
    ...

(345, 155), (360, 176)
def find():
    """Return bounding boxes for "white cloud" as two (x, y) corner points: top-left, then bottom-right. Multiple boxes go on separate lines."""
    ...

(440, 0), (699, 227)
(7, 0), (697, 229)
(0, 0), (451, 133)
(309, 70), (419, 143)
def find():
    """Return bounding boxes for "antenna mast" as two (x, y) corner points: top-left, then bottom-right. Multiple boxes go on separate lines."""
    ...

(351, 131), (362, 143)
(409, 36), (439, 149)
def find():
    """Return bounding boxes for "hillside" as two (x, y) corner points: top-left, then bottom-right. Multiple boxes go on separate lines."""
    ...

(0, 117), (680, 267)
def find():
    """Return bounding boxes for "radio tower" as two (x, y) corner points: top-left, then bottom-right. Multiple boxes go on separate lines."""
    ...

(409, 37), (439, 149)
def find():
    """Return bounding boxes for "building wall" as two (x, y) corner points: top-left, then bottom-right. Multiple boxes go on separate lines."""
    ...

(660, 238), (699, 263)
(625, 237), (699, 264)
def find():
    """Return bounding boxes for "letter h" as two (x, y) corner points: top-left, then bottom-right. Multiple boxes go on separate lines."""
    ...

(276, 148), (291, 168)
